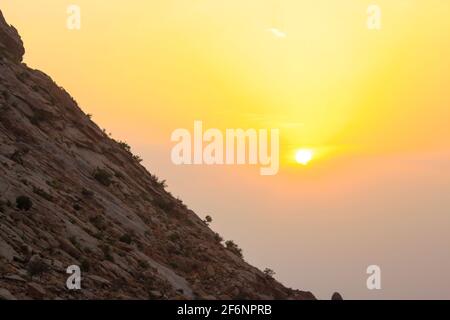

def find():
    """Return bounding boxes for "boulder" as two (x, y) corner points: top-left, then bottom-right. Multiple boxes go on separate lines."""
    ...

(331, 292), (344, 300)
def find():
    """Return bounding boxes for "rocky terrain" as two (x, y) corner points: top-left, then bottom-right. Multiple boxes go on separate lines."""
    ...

(0, 9), (315, 300)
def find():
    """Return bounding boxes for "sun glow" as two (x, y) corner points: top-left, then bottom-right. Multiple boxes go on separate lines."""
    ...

(295, 149), (314, 165)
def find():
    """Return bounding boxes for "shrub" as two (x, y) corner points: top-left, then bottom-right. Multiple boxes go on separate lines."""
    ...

(90, 215), (106, 230)
(16, 196), (33, 211)
(225, 240), (243, 258)
(115, 140), (144, 164)
(1, 90), (10, 100)
(214, 233), (223, 243)
(117, 140), (131, 153)
(138, 260), (149, 269)
(203, 215), (213, 225)
(81, 188), (94, 198)
(154, 198), (175, 212)
(27, 259), (49, 278)
(159, 179), (168, 189)
(73, 203), (82, 211)
(119, 233), (132, 244)
(93, 168), (112, 187)
(168, 232), (180, 242)
(263, 268), (276, 278)
(133, 154), (143, 163)
(30, 108), (54, 125)
(10, 150), (24, 164)
(150, 175), (168, 189)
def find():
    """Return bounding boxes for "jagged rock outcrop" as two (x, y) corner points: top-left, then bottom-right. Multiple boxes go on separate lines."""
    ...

(0, 11), (24, 63)
(0, 9), (315, 300)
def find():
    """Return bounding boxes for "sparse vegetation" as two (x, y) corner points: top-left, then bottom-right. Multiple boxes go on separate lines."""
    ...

(203, 215), (213, 226)
(119, 233), (132, 244)
(90, 215), (106, 230)
(263, 268), (276, 278)
(115, 140), (143, 163)
(93, 168), (112, 187)
(225, 240), (243, 258)
(10, 150), (24, 164)
(133, 154), (143, 163)
(159, 179), (168, 189)
(16, 195), (32, 211)
(138, 260), (149, 269)
(176, 197), (187, 209)
(1, 90), (10, 100)
(150, 174), (168, 189)
(214, 233), (223, 243)
(27, 259), (49, 278)
(81, 188), (94, 198)
(117, 140), (131, 153)
(168, 232), (180, 242)
(30, 108), (54, 125)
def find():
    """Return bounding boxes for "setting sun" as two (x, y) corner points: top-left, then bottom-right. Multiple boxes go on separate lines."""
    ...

(295, 149), (314, 165)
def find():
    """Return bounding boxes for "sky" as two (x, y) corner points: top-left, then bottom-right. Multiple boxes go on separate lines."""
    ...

(2, 0), (450, 299)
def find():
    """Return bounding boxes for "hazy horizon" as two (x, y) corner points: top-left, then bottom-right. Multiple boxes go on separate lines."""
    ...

(3, 1), (450, 299)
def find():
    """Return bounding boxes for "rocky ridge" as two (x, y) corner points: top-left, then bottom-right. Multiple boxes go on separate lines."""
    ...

(0, 9), (315, 300)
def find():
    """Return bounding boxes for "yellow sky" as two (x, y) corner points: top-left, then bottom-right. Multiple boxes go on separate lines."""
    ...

(3, 0), (450, 168)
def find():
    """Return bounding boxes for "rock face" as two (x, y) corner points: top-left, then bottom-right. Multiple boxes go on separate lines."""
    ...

(0, 11), (24, 63)
(0, 10), (315, 300)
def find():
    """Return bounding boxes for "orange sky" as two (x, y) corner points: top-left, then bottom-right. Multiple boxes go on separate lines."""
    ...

(2, 1), (450, 299)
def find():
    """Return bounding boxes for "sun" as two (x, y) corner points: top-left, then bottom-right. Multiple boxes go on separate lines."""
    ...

(295, 149), (314, 165)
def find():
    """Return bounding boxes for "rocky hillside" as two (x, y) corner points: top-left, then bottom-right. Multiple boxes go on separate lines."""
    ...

(0, 10), (315, 300)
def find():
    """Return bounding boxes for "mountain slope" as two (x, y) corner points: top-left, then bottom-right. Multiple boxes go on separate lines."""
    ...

(0, 10), (315, 300)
